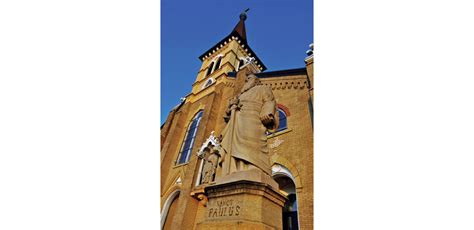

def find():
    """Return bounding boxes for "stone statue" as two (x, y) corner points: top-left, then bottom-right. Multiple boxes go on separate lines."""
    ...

(219, 74), (278, 176)
(199, 143), (221, 184)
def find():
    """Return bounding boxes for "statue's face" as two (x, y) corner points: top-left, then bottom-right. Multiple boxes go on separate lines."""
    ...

(242, 75), (257, 92)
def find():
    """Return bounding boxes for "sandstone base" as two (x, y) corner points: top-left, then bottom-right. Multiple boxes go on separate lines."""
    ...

(196, 219), (275, 230)
(214, 168), (279, 189)
(196, 173), (286, 230)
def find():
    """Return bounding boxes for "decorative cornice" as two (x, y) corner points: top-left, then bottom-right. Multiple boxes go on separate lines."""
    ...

(262, 80), (309, 90)
(223, 81), (235, 88)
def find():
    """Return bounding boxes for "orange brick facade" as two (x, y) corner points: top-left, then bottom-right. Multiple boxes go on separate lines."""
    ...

(161, 15), (313, 229)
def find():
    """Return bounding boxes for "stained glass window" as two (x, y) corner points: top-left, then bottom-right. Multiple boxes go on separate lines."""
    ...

(176, 111), (203, 164)
(276, 109), (287, 132)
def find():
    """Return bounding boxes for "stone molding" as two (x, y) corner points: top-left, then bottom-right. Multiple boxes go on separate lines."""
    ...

(196, 179), (287, 230)
(205, 180), (286, 207)
(262, 80), (309, 90)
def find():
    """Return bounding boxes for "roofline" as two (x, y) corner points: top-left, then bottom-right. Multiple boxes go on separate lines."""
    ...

(227, 67), (307, 78)
(256, 67), (307, 78)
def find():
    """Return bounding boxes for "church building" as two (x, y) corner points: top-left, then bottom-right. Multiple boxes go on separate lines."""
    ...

(161, 11), (314, 230)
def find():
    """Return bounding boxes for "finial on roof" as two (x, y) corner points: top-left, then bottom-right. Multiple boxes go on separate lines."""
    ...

(240, 8), (250, 21)
(232, 9), (248, 41)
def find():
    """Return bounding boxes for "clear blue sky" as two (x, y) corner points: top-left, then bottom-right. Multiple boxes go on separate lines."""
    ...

(161, 0), (313, 124)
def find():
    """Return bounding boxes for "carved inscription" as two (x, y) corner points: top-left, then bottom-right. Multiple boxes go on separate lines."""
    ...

(207, 199), (241, 219)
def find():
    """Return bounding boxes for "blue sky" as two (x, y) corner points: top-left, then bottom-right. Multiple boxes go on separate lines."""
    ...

(161, 0), (313, 124)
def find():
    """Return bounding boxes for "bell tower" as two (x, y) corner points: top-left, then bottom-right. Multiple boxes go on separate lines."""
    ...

(191, 9), (267, 94)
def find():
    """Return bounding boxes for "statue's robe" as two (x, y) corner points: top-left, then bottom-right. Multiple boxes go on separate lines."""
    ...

(220, 84), (278, 176)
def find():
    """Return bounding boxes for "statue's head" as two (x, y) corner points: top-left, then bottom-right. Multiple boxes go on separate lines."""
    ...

(242, 74), (261, 92)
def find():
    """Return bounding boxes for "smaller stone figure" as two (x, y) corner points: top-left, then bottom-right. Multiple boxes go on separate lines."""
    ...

(199, 143), (221, 184)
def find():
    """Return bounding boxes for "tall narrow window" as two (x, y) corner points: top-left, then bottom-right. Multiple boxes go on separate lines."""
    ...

(213, 56), (222, 71)
(272, 164), (300, 230)
(206, 62), (214, 76)
(276, 108), (287, 132)
(238, 59), (245, 70)
(176, 111), (203, 164)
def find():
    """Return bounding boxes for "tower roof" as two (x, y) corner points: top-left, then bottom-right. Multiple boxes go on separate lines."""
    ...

(232, 9), (248, 41)
(198, 10), (267, 71)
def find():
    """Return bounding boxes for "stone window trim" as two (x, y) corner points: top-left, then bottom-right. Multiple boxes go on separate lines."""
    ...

(272, 164), (296, 184)
(267, 128), (292, 139)
(172, 162), (189, 169)
(277, 103), (291, 116)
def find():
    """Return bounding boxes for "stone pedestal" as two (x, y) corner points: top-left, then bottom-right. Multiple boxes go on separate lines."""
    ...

(196, 171), (287, 230)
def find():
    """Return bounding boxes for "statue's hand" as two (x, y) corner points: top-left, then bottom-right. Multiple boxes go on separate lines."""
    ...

(260, 114), (275, 127)
(223, 106), (234, 122)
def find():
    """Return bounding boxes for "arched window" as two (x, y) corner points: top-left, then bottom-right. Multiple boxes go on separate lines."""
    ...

(161, 190), (180, 230)
(213, 56), (222, 71)
(272, 164), (300, 230)
(276, 108), (287, 132)
(266, 107), (289, 136)
(206, 62), (214, 76)
(176, 111), (203, 165)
